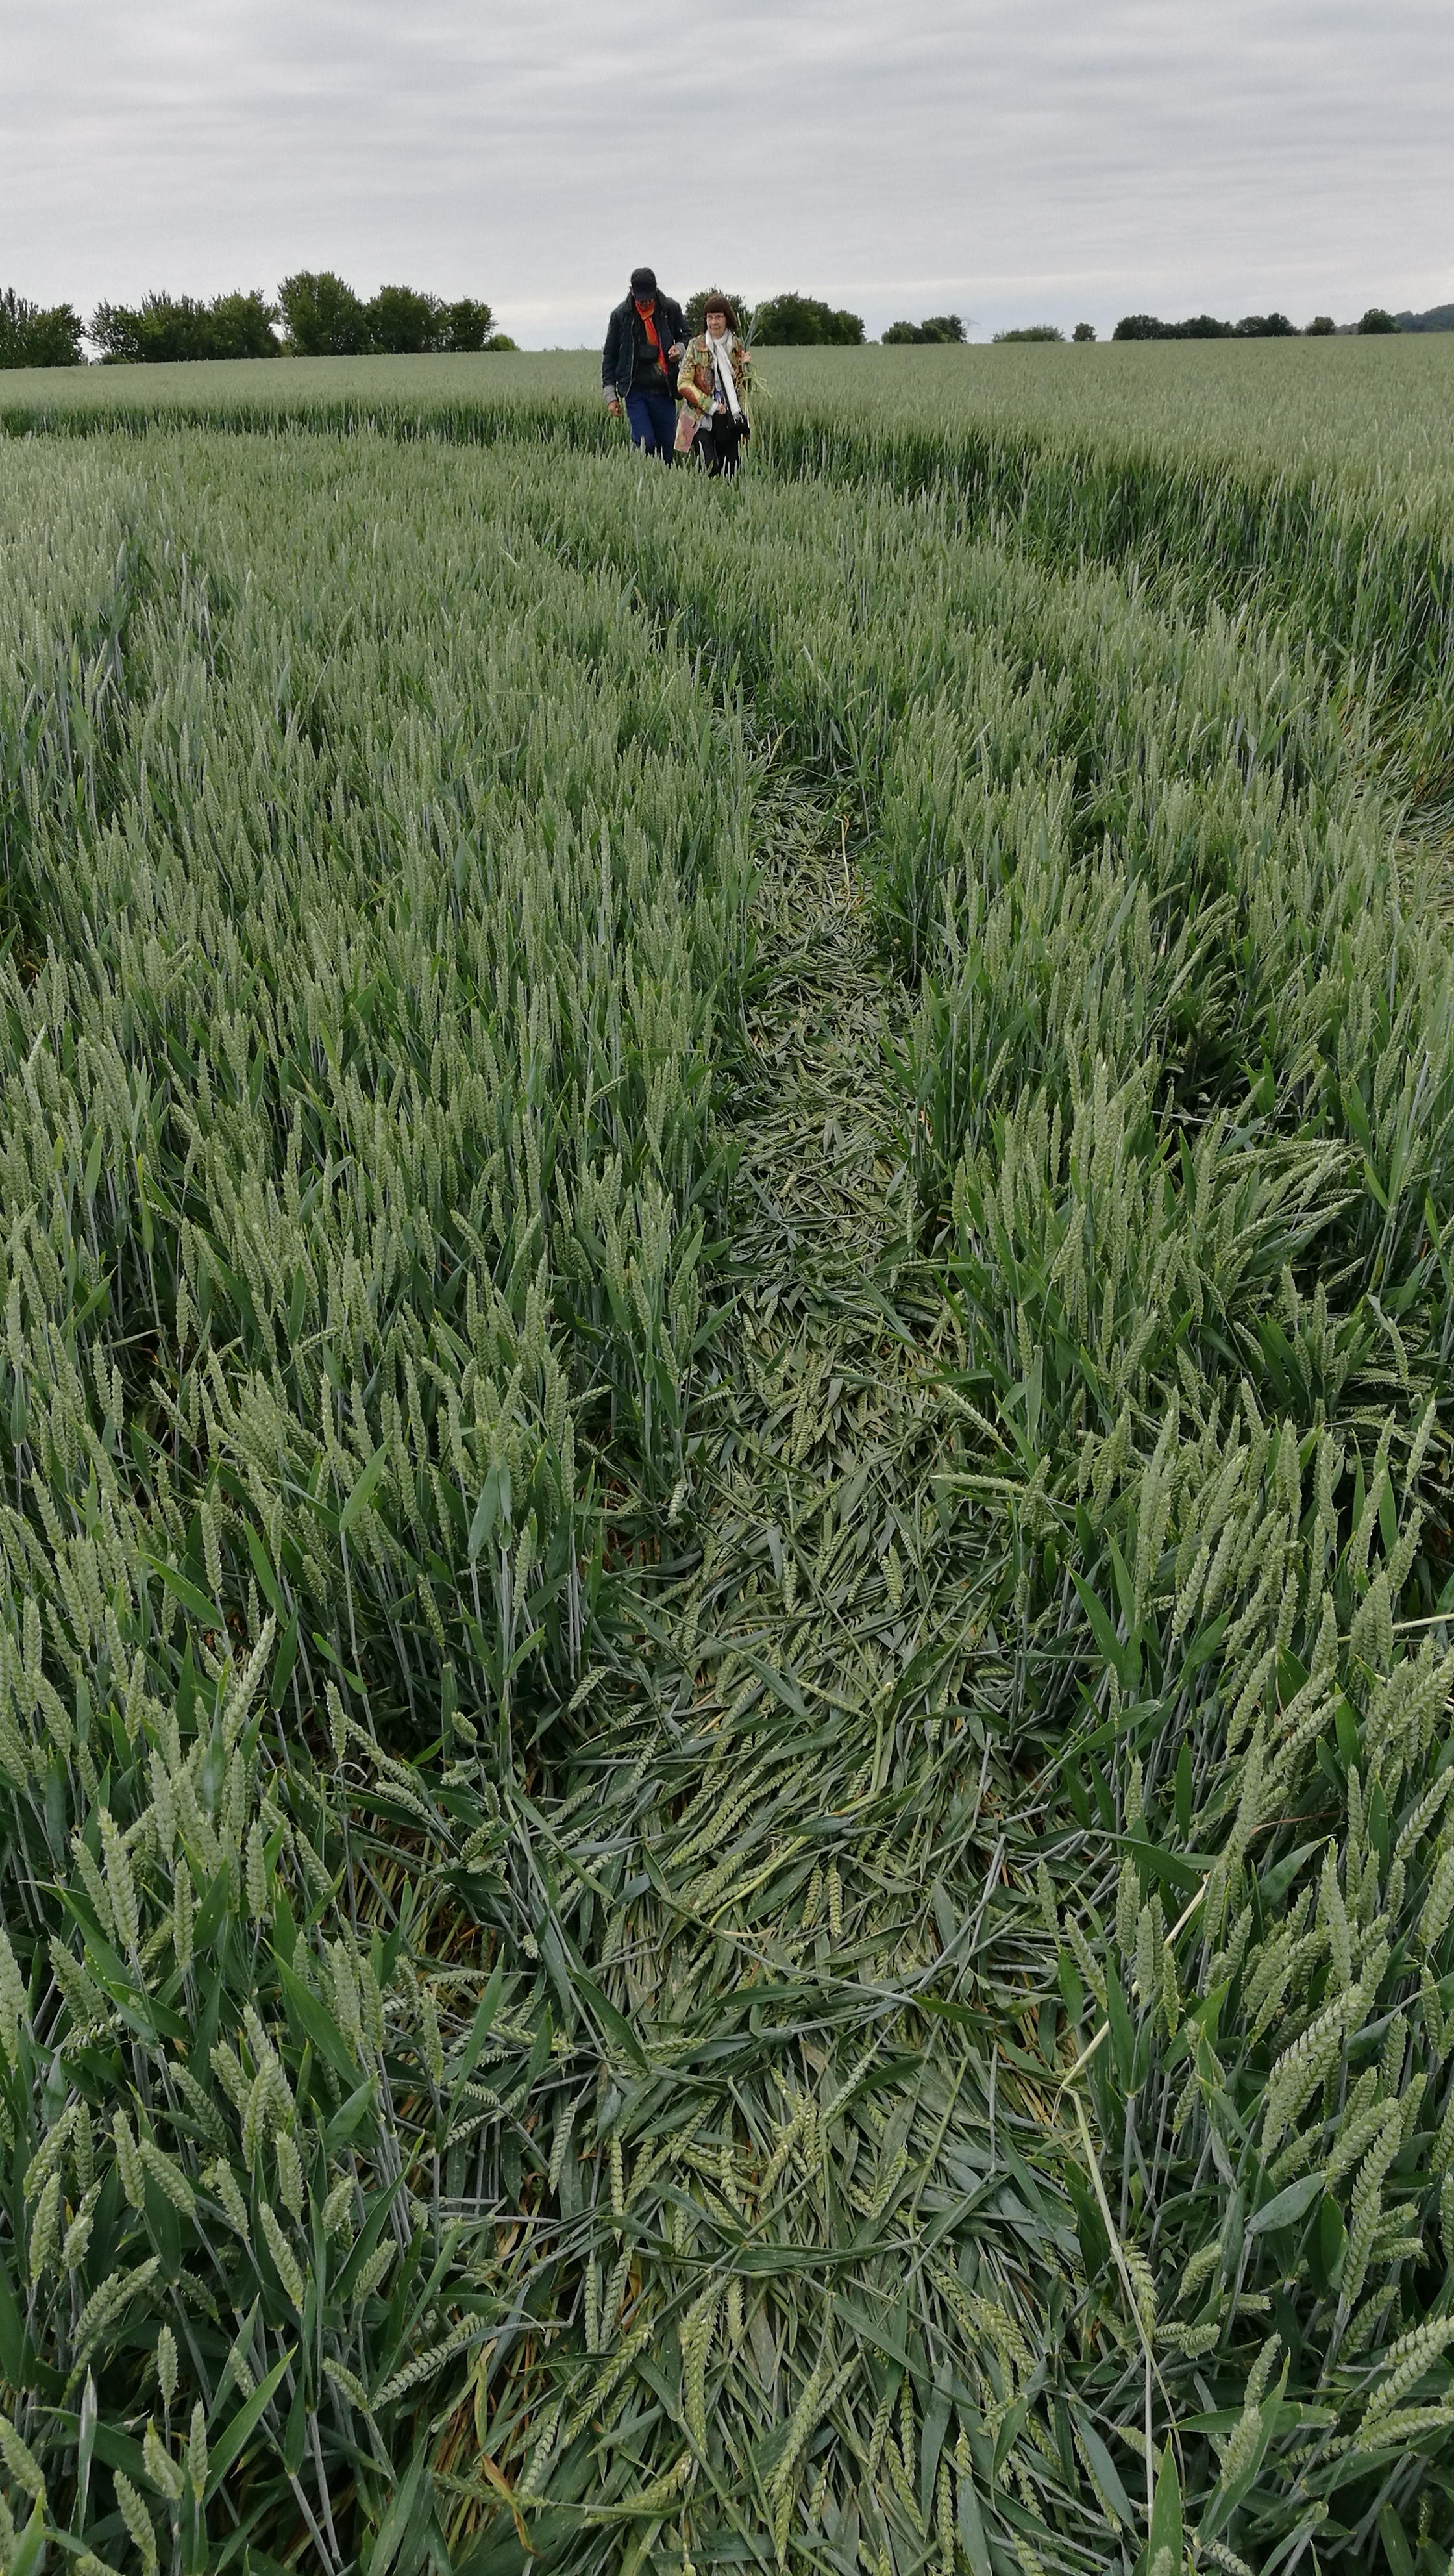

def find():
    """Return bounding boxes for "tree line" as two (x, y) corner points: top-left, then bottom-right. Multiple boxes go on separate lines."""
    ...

(0, 274), (514, 368)
(0, 277), (873, 367)
(993, 325), (1097, 343)
(0, 279), (875, 367)
(3, 277), (1446, 370)
(1113, 308), (1411, 338)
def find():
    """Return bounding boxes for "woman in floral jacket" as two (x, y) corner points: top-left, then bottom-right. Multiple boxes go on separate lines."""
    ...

(674, 297), (753, 475)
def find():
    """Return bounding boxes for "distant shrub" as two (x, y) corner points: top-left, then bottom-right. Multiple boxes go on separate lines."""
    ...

(753, 293), (864, 346)
(992, 325), (1065, 343)
(1306, 314), (1337, 335)
(482, 334), (518, 352)
(1357, 307), (1399, 334)
(1114, 313), (1235, 340)
(882, 313), (965, 344)
(1072, 321), (1096, 342)
(90, 290), (280, 364)
(1234, 312), (1296, 337)
(0, 288), (85, 369)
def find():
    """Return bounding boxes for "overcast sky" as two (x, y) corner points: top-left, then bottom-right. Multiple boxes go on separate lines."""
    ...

(3, 0), (1451, 343)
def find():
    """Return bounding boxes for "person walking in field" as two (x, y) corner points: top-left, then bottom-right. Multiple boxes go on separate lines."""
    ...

(603, 267), (688, 460)
(674, 297), (753, 474)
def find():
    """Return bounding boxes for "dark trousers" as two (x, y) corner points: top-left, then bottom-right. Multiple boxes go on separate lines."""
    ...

(697, 410), (746, 476)
(624, 386), (677, 457)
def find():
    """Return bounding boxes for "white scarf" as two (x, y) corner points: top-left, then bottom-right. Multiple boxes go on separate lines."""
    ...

(708, 330), (743, 419)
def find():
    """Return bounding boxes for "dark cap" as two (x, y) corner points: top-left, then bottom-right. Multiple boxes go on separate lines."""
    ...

(630, 266), (657, 297)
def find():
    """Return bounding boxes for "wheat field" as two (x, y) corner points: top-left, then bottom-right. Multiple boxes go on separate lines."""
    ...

(1, 340), (1453, 2576)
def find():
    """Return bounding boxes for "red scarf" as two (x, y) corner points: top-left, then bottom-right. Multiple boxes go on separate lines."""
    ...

(635, 299), (666, 373)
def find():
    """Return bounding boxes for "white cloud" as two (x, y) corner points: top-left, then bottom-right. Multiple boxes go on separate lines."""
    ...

(3, 0), (1450, 341)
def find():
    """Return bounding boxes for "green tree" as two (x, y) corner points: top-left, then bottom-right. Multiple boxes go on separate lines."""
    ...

(1233, 312), (1295, 336)
(1357, 306), (1399, 334)
(1305, 314), (1337, 335)
(992, 325), (1065, 343)
(202, 290), (280, 358)
(278, 271), (370, 356)
(0, 289), (84, 368)
(1072, 321), (1096, 342)
(753, 293), (863, 346)
(366, 285), (443, 354)
(441, 297), (495, 351)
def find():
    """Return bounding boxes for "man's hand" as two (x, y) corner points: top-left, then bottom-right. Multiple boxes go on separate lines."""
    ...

(606, 396), (622, 418)
(668, 343), (684, 361)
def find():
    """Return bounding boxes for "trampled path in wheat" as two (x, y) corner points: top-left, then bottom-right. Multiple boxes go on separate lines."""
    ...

(556, 795), (1063, 2575)
(635, 813), (982, 1825)
(718, 832), (909, 1505)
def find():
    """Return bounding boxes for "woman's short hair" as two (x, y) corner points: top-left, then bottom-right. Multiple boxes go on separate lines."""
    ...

(702, 295), (736, 329)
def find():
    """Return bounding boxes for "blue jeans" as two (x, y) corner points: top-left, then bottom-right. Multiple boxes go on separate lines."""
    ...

(625, 386), (677, 457)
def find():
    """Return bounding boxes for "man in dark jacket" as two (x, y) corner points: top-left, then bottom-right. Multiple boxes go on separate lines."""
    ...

(602, 267), (687, 459)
